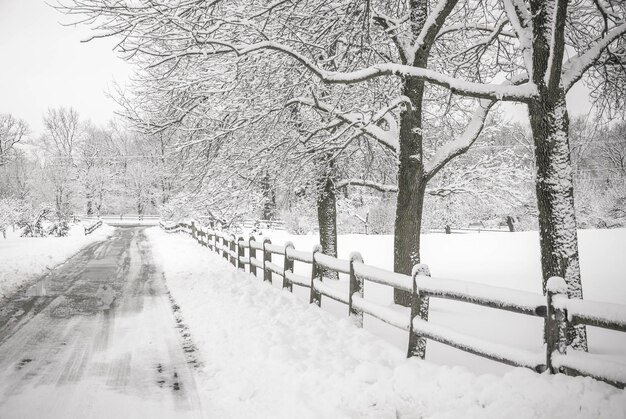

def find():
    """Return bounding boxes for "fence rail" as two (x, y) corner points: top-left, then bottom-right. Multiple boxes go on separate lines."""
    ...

(84, 220), (102, 235)
(76, 214), (160, 226)
(239, 219), (286, 230)
(160, 220), (626, 389)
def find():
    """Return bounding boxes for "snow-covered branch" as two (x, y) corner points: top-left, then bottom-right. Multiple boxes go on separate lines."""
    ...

(562, 21), (626, 92)
(424, 99), (495, 179)
(286, 96), (401, 152)
(502, 0), (534, 76)
(159, 40), (537, 102)
(335, 179), (398, 193)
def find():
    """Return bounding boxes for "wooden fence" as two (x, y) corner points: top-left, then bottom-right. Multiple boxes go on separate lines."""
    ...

(77, 214), (160, 226)
(160, 220), (626, 388)
(84, 220), (102, 235)
(239, 219), (286, 230)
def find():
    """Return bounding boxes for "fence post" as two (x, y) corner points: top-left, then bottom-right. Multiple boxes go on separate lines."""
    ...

(349, 252), (364, 328)
(237, 237), (245, 271)
(191, 221), (196, 241)
(283, 242), (295, 291)
(249, 236), (257, 277)
(408, 264), (431, 359)
(230, 234), (237, 267)
(309, 245), (323, 306)
(222, 235), (228, 261)
(546, 276), (568, 373)
(263, 237), (272, 283)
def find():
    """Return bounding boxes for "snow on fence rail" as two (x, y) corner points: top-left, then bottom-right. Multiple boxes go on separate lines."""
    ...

(160, 220), (626, 389)
(84, 220), (102, 235)
(239, 218), (286, 230)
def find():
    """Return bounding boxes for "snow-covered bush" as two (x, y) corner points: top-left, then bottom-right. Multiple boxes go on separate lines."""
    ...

(575, 178), (626, 229)
(281, 201), (317, 235)
(366, 200), (395, 234)
(19, 205), (52, 237)
(47, 219), (70, 237)
(0, 198), (24, 238)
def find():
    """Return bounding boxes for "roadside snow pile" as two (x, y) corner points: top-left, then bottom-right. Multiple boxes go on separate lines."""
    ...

(147, 228), (626, 419)
(0, 224), (115, 299)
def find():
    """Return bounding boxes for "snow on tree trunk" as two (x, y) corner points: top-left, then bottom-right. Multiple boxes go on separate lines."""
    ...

(261, 171), (276, 220)
(316, 159), (339, 281)
(529, 91), (588, 351)
(86, 193), (93, 216)
(394, 76), (427, 306)
(527, 0), (587, 351)
(506, 216), (515, 232)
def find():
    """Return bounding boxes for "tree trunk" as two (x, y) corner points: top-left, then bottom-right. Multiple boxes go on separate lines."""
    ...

(528, 91), (587, 351)
(506, 216), (515, 232)
(86, 192), (93, 216)
(261, 171), (276, 220)
(316, 159), (339, 281)
(393, 76), (427, 306)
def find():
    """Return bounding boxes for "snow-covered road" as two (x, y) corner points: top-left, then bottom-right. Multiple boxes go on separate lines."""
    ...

(1, 227), (624, 419)
(0, 228), (204, 419)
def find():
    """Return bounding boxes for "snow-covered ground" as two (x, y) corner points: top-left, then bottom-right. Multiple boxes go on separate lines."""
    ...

(239, 228), (626, 376)
(147, 228), (626, 419)
(0, 223), (115, 299)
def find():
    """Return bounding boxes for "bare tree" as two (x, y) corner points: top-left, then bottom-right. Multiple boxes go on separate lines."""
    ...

(0, 114), (29, 167)
(42, 107), (80, 162)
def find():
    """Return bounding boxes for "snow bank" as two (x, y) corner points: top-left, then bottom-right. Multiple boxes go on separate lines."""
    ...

(247, 228), (626, 376)
(147, 228), (626, 419)
(0, 223), (115, 299)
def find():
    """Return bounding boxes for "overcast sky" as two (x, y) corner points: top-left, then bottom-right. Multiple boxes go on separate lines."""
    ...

(0, 0), (592, 139)
(0, 0), (132, 137)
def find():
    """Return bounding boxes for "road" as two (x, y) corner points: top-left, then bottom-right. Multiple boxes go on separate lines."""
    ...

(0, 227), (205, 419)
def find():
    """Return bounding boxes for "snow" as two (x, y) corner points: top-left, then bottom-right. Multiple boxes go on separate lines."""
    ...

(313, 278), (349, 304)
(315, 252), (351, 274)
(416, 274), (545, 316)
(562, 22), (626, 91)
(353, 261), (413, 291)
(288, 96), (400, 152)
(0, 223), (115, 299)
(547, 276), (568, 294)
(424, 99), (494, 175)
(233, 227), (626, 377)
(411, 318), (543, 370)
(553, 351), (626, 387)
(237, 41), (538, 101)
(352, 296), (410, 331)
(286, 247), (313, 263)
(285, 271), (310, 287)
(264, 242), (286, 254)
(250, 257), (264, 269)
(265, 261), (283, 276)
(556, 297), (626, 331)
(147, 227), (626, 418)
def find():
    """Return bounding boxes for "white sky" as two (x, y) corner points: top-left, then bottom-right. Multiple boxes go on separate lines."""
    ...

(0, 0), (132, 137)
(0, 0), (592, 138)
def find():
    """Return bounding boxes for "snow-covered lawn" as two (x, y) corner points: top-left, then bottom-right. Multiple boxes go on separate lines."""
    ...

(0, 223), (115, 299)
(241, 228), (626, 376)
(147, 228), (626, 419)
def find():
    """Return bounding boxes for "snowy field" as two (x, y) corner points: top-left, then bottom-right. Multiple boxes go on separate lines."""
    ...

(0, 223), (115, 299)
(233, 228), (626, 376)
(147, 227), (626, 418)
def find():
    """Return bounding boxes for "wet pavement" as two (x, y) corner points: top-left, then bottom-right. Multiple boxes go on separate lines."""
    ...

(0, 227), (204, 419)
